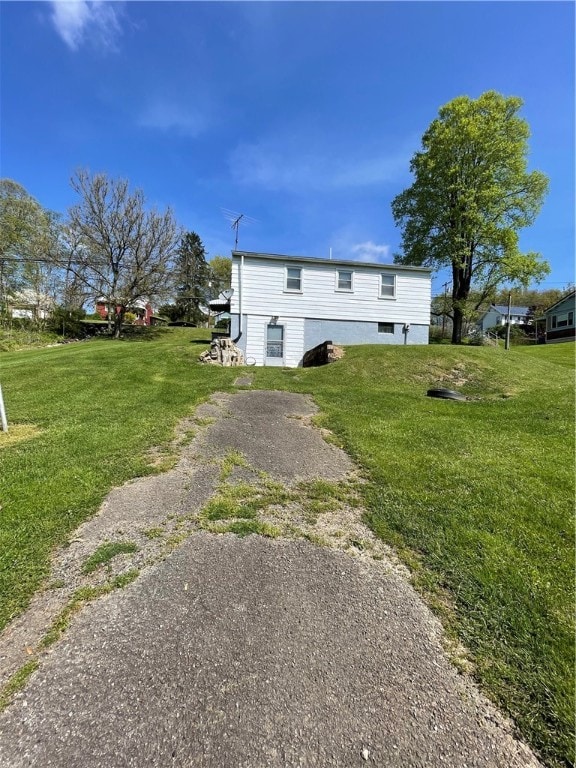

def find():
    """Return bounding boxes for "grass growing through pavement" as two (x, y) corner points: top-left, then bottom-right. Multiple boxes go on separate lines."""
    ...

(81, 541), (139, 574)
(0, 328), (237, 629)
(0, 330), (573, 767)
(250, 343), (574, 768)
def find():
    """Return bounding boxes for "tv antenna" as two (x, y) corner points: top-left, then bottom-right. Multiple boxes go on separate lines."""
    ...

(221, 208), (259, 250)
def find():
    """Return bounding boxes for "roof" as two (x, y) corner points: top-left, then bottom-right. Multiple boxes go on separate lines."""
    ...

(543, 290), (576, 315)
(489, 304), (531, 316)
(232, 250), (432, 274)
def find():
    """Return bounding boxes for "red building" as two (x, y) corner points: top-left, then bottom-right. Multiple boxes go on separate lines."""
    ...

(95, 298), (154, 326)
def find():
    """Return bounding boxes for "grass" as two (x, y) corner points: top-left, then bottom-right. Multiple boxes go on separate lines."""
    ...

(0, 327), (236, 629)
(0, 660), (39, 711)
(250, 343), (575, 768)
(81, 541), (139, 574)
(0, 325), (61, 352)
(0, 329), (573, 767)
(40, 570), (140, 649)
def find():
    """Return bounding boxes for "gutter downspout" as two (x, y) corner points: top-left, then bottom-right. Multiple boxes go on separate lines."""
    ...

(233, 251), (244, 343)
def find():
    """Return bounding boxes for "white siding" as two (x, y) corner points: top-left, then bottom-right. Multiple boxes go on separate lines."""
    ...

(244, 314), (304, 367)
(232, 256), (430, 324)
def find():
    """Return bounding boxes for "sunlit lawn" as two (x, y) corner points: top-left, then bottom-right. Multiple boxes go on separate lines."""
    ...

(0, 331), (573, 767)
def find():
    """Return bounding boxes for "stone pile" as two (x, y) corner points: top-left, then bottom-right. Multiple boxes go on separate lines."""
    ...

(199, 337), (245, 367)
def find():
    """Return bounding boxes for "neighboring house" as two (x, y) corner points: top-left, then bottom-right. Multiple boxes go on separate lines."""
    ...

(230, 251), (432, 367)
(95, 298), (154, 326)
(478, 304), (531, 333)
(543, 290), (575, 343)
(6, 289), (54, 320)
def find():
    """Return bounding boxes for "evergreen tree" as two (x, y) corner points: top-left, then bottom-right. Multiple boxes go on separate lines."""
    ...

(174, 232), (210, 324)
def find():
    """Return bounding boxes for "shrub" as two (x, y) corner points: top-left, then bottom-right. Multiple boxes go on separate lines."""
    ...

(47, 306), (87, 338)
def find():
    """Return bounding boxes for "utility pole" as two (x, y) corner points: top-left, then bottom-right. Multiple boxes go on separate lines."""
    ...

(505, 291), (512, 350)
(442, 281), (450, 338)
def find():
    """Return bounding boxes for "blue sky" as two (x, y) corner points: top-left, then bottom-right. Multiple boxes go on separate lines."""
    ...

(1, 1), (574, 295)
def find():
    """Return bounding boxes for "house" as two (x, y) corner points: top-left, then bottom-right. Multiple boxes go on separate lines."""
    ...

(229, 251), (432, 367)
(95, 298), (155, 326)
(543, 290), (575, 343)
(478, 304), (530, 333)
(6, 289), (54, 320)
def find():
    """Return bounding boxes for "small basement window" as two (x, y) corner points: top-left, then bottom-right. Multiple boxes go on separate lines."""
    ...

(378, 322), (394, 334)
(336, 270), (353, 291)
(286, 267), (302, 292)
(380, 274), (396, 299)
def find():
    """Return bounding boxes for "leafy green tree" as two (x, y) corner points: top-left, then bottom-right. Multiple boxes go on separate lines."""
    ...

(491, 286), (568, 316)
(173, 232), (210, 324)
(209, 255), (232, 297)
(0, 179), (57, 321)
(157, 303), (182, 322)
(47, 305), (87, 338)
(392, 91), (550, 343)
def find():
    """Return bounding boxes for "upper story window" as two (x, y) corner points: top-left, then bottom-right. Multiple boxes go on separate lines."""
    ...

(285, 266), (302, 292)
(336, 270), (353, 292)
(380, 274), (396, 299)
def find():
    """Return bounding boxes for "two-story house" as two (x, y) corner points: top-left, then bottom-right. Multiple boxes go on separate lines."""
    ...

(477, 304), (530, 333)
(230, 251), (432, 367)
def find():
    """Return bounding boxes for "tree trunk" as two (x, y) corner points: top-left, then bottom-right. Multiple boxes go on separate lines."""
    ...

(113, 307), (125, 339)
(452, 305), (464, 344)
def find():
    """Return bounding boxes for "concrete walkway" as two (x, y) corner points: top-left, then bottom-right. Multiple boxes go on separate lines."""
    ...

(0, 391), (541, 767)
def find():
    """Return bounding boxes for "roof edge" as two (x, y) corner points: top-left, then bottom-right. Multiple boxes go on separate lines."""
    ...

(232, 250), (432, 273)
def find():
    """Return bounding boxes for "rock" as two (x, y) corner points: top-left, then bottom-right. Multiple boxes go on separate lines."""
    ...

(199, 338), (245, 367)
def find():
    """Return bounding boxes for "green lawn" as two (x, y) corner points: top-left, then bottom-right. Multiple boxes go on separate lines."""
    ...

(251, 343), (575, 768)
(0, 331), (573, 767)
(0, 329), (237, 627)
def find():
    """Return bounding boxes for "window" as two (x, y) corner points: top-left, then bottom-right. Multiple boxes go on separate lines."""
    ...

(285, 267), (302, 292)
(569, 312), (574, 326)
(380, 274), (396, 298)
(337, 270), (353, 291)
(378, 322), (394, 334)
(266, 324), (284, 358)
(557, 312), (569, 328)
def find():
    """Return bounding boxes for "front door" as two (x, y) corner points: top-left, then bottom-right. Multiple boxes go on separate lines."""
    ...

(266, 323), (284, 365)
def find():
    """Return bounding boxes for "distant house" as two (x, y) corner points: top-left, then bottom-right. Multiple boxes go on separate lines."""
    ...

(543, 290), (575, 343)
(6, 289), (54, 321)
(230, 251), (432, 367)
(95, 298), (156, 326)
(478, 304), (530, 333)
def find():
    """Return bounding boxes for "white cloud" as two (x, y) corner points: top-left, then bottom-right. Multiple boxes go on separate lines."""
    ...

(50, 1), (123, 52)
(351, 241), (392, 263)
(229, 135), (414, 192)
(326, 227), (393, 264)
(137, 102), (207, 138)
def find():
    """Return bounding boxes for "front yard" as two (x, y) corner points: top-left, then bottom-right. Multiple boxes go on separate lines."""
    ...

(0, 331), (573, 767)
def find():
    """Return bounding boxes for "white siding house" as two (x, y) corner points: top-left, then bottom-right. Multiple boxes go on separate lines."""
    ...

(478, 304), (530, 333)
(230, 251), (432, 367)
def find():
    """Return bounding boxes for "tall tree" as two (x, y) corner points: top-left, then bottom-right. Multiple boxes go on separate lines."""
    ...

(173, 232), (210, 324)
(209, 255), (232, 297)
(0, 179), (56, 320)
(391, 91), (550, 343)
(65, 170), (182, 338)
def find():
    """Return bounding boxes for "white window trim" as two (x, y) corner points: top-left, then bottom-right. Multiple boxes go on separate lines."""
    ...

(379, 273), (397, 300)
(284, 266), (303, 293)
(335, 269), (354, 293)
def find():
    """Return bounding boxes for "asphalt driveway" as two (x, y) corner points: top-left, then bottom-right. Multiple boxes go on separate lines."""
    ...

(0, 390), (541, 767)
